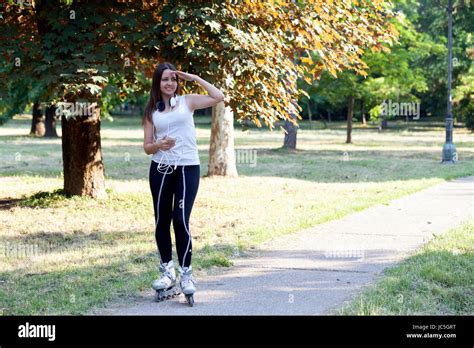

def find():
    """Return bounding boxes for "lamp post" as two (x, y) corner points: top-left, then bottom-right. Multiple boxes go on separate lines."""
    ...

(441, 0), (457, 163)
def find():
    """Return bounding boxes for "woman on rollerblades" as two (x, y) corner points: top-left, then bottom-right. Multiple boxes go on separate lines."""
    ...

(142, 62), (225, 306)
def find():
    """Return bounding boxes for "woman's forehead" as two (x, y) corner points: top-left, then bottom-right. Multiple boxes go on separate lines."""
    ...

(162, 70), (177, 78)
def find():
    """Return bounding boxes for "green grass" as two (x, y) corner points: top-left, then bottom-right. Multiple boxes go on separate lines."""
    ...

(0, 114), (473, 315)
(339, 219), (474, 315)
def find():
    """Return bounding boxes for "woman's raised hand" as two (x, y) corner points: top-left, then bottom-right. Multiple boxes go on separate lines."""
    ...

(175, 71), (196, 82)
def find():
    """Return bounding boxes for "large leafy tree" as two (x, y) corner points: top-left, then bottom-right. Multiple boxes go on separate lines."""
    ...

(153, 0), (397, 165)
(355, 7), (432, 128)
(0, 0), (163, 198)
(0, 0), (397, 195)
(303, 0), (448, 142)
(409, 0), (473, 120)
(307, 0), (473, 133)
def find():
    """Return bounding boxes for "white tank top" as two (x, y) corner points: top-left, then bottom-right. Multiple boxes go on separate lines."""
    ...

(151, 95), (200, 166)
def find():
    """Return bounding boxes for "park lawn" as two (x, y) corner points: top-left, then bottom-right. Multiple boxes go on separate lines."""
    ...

(0, 114), (473, 314)
(338, 219), (474, 315)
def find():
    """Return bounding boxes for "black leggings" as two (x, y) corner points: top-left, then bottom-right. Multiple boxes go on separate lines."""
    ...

(149, 163), (200, 268)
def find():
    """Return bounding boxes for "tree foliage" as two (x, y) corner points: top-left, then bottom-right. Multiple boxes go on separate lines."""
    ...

(0, 0), (398, 129)
(300, 0), (473, 127)
(150, 0), (397, 156)
(0, 0), (162, 123)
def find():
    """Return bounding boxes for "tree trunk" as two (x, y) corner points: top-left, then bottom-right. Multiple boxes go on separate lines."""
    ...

(361, 99), (367, 125)
(327, 109), (332, 122)
(346, 96), (354, 144)
(30, 102), (45, 136)
(207, 101), (238, 177)
(61, 104), (106, 199)
(283, 115), (297, 149)
(44, 104), (58, 137)
(34, 1), (105, 199)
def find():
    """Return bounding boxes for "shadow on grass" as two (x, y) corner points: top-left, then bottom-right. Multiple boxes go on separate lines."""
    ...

(235, 147), (474, 183)
(0, 198), (23, 210)
(0, 229), (103, 250)
(2, 146), (474, 184)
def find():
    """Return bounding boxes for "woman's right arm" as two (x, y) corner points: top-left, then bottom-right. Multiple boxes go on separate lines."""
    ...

(143, 118), (175, 154)
(143, 118), (161, 155)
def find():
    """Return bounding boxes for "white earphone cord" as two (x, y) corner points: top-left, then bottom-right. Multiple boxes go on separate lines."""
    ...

(153, 99), (193, 174)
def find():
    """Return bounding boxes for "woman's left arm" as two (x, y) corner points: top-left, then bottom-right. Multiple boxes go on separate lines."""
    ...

(175, 71), (225, 111)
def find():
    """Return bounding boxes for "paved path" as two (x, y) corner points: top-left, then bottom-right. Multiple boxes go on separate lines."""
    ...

(97, 176), (474, 315)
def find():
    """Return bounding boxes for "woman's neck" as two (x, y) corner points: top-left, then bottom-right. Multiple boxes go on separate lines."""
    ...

(161, 95), (171, 105)
(160, 94), (178, 113)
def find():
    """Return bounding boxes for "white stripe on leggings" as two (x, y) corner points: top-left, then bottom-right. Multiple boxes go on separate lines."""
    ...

(155, 166), (168, 263)
(181, 166), (192, 267)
